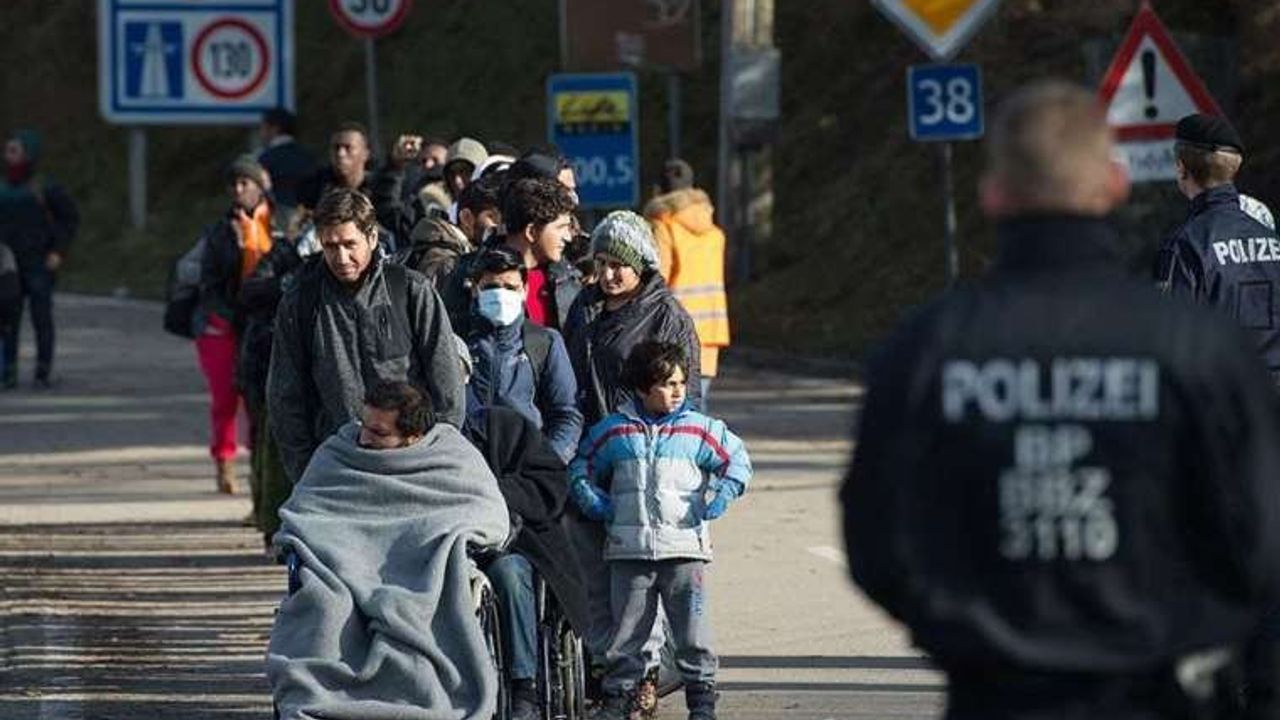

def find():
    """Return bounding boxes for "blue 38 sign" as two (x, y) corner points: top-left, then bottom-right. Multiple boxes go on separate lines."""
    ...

(908, 64), (984, 142)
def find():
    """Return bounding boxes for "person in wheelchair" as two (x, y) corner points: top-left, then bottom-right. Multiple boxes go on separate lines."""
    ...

(267, 381), (511, 720)
(464, 404), (590, 720)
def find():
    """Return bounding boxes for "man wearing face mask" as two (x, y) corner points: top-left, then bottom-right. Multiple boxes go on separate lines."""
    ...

(464, 245), (582, 465)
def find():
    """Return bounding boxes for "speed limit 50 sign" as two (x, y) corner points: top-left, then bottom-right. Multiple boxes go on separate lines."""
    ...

(328, 0), (412, 38)
(97, 0), (294, 125)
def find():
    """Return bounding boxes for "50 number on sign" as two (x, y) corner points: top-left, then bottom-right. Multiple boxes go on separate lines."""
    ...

(347, 0), (393, 13)
(908, 64), (984, 142)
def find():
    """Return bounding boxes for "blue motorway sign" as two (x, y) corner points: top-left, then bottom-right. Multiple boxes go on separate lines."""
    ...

(908, 64), (984, 142)
(98, 0), (294, 125)
(547, 72), (639, 209)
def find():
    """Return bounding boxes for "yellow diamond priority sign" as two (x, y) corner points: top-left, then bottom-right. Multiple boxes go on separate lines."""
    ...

(871, 0), (1001, 60)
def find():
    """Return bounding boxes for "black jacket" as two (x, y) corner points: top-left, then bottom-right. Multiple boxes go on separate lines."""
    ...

(563, 272), (702, 427)
(0, 177), (78, 269)
(197, 211), (248, 329)
(463, 406), (588, 636)
(844, 215), (1280, 679)
(236, 236), (304, 410)
(370, 163), (447, 243)
(258, 138), (317, 210)
(1155, 184), (1280, 371)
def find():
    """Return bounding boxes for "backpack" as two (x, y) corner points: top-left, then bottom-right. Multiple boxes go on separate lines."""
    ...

(162, 235), (207, 339)
(520, 319), (553, 383)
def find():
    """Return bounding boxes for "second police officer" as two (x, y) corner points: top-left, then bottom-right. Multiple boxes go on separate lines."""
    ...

(1155, 113), (1280, 387)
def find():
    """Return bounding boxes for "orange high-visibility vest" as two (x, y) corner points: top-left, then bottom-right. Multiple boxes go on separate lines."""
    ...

(645, 188), (730, 377)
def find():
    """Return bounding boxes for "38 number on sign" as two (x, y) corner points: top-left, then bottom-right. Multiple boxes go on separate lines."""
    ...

(907, 64), (984, 142)
(916, 77), (976, 126)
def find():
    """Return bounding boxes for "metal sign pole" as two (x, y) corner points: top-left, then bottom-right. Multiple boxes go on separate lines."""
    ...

(364, 37), (382, 158)
(942, 141), (958, 283)
(667, 72), (682, 159)
(128, 128), (147, 229)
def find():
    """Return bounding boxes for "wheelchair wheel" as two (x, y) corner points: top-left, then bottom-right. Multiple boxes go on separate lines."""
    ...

(474, 573), (511, 720)
(539, 605), (586, 719)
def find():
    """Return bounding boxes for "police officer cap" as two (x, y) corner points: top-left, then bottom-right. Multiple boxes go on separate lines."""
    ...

(1175, 114), (1244, 154)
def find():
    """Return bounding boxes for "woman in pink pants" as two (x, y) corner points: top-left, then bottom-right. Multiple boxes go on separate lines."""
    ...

(196, 156), (274, 493)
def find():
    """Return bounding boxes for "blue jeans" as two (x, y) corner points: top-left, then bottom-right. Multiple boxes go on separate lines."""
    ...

(3, 263), (55, 381)
(486, 553), (536, 681)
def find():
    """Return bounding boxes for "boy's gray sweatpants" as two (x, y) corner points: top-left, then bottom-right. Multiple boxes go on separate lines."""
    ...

(567, 514), (668, 667)
(603, 559), (717, 694)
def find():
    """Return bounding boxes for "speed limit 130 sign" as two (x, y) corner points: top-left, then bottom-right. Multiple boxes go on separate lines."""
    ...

(907, 64), (984, 142)
(329, 0), (412, 39)
(98, 0), (293, 125)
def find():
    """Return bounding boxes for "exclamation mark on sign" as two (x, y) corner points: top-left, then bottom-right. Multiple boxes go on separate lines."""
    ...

(1142, 49), (1158, 119)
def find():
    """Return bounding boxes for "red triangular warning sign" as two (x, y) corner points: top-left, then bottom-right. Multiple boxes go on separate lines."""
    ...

(1098, 2), (1223, 142)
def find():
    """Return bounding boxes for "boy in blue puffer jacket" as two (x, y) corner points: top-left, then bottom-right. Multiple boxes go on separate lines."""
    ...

(568, 341), (752, 720)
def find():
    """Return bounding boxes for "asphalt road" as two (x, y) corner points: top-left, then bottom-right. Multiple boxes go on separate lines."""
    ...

(0, 294), (944, 720)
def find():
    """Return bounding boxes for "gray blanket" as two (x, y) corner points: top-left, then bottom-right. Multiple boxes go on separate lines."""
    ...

(267, 421), (510, 720)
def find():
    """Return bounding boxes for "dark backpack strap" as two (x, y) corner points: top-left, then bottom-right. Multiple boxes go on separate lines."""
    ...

(520, 319), (553, 383)
(383, 261), (413, 340)
(378, 262), (414, 361)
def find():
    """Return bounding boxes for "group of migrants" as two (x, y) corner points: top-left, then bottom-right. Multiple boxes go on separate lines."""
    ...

(173, 108), (746, 720)
(844, 83), (1280, 720)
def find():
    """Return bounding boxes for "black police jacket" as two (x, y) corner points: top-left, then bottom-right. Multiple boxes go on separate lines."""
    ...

(1154, 184), (1280, 371)
(843, 215), (1280, 676)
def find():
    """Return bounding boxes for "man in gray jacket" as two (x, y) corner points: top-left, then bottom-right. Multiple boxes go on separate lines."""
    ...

(267, 187), (465, 483)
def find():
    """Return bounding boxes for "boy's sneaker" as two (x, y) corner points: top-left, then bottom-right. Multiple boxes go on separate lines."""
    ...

(685, 681), (717, 720)
(631, 668), (659, 719)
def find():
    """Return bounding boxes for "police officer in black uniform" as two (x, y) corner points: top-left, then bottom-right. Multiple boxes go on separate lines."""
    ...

(1155, 113), (1280, 386)
(841, 82), (1280, 720)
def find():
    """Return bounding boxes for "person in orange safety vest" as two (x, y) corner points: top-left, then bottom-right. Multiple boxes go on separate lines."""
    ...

(643, 159), (729, 408)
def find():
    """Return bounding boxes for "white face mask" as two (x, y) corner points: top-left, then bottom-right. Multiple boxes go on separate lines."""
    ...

(476, 287), (525, 326)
